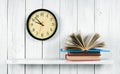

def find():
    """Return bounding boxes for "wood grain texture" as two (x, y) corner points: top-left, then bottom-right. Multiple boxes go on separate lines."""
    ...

(95, 0), (113, 74)
(78, 0), (94, 74)
(8, 0), (25, 74)
(26, 0), (42, 59)
(1, 0), (120, 74)
(0, 0), (7, 74)
(96, 0), (120, 74)
(110, 0), (120, 74)
(60, 0), (77, 74)
(26, 0), (42, 74)
(42, 0), (59, 74)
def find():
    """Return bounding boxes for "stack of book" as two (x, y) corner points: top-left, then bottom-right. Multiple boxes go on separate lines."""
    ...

(66, 52), (100, 61)
(60, 49), (110, 61)
(60, 33), (110, 61)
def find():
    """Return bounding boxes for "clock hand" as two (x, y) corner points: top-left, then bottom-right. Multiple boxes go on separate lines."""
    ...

(35, 17), (44, 26)
(33, 21), (41, 25)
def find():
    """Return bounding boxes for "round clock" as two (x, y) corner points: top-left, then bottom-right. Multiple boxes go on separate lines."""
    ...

(27, 9), (57, 40)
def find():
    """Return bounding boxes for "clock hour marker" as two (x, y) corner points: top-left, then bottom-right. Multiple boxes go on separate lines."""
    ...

(40, 13), (44, 16)
(35, 15), (39, 18)
(31, 23), (33, 26)
(32, 28), (35, 32)
(36, 31), (38, 35)
(50, 28), (53, 31)
(47, 32), (49, 35)
(52, 23), (54, 26)
(50, 18), (53, 21)
(32, 18), (35, 21)
(46, 14), (48, 17)
(41, 33), (43, 37)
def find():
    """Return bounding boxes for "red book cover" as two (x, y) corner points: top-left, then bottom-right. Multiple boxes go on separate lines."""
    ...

(67, 52), (101, 56)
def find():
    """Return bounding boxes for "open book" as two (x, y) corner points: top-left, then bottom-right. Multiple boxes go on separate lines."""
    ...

(64, 32), (105, 51)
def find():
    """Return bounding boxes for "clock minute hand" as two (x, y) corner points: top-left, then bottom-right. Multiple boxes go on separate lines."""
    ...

(33, 20), (44, 26)
(33, 21), (41, 24)
(35, 17), (44, 26)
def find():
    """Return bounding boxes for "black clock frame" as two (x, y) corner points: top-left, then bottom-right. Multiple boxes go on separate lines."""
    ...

(27, 9), (58, 40)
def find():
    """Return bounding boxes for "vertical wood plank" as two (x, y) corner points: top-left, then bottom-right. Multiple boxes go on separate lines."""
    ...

(78, 0), (94, 33)
(111, 0), (120, 73)
(42, 0), (59, 74)
(95, 0), (112, 74)
(60, 0), (77, 74)
(26, 0), (42, 74)
(8, 0), (25, 74)
(95, 0), (119, 74)
(0, 0), (7, 74)
(78, 0), (94, 74)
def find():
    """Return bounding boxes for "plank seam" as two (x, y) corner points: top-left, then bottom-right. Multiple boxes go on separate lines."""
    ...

(77, 0), (78, 74)
(59, 0), (61, 74)
(24, 0), (26, 74)
(24, 0), (26, 60)
(41, 0), (44, 59)
(94, 0), (96, 74)
(7, 0), (9, 74)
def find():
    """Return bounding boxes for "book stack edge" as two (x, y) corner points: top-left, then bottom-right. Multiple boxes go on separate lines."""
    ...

(60, 48), (110, 61)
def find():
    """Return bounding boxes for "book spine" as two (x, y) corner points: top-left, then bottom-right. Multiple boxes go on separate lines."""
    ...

(66, 59), (100, 61)
(67, 53), (101, 56)
(65, 54), (100, 61)
(60, 48), (110, 53)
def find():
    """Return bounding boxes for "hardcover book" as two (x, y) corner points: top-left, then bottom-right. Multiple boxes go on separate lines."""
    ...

(66, 54), (100, 61)
(60, 32), (110, 61)
(64, 33), (105, 51)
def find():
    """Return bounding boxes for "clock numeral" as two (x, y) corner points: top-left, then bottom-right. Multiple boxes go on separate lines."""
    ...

(50, 18), (53, 21)
(36, 32), (38, 35)
(31, 23), (33, 26)
(52, 23), (54, 26)
(35, 15), (39, 18)
(40, 13), (44, 16)
(32, 18), (35, 21)
(50, 28), (53, 31)
(46, 14), (49, 18)
(47, 32), (49, 35)
(32, 28), (35, 32)
(41, 33), (43, 37)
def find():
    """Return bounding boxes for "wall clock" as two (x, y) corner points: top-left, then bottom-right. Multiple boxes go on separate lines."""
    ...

(27, 9), (57, 40)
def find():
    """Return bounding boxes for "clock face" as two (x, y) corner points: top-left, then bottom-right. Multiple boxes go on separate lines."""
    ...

(27, 9), (57, 40)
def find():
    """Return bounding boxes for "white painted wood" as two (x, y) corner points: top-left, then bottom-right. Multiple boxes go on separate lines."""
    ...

(26, 0), (43, 60)
(78, 0), (94, 33)
(60, 0), (77, 74)
(1, 0), (120, 74)
(8, 0), (25, 74)
(78, 0), (94, 74)
(95, 0), (120, 74)
(7, 59), (113, 64)
(43, 0), (59, 60)
(42, 0), (59, 74)
(95, 0), (113, 74)
(0, 0), (7, 74)
(110, 0), (120, 73)
(26, 0), (42, 74)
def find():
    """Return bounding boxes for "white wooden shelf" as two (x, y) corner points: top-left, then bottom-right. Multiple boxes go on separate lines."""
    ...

(7, 59), (113, 64)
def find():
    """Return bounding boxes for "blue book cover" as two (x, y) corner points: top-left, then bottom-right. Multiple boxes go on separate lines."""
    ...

(60, 48), (110, 53)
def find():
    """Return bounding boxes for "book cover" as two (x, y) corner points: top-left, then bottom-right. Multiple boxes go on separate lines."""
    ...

(66, 54), (100, 61)
(68, 52), (101, 56)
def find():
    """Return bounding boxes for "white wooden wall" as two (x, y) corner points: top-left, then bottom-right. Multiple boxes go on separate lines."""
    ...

(0, 0), (120, 74)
